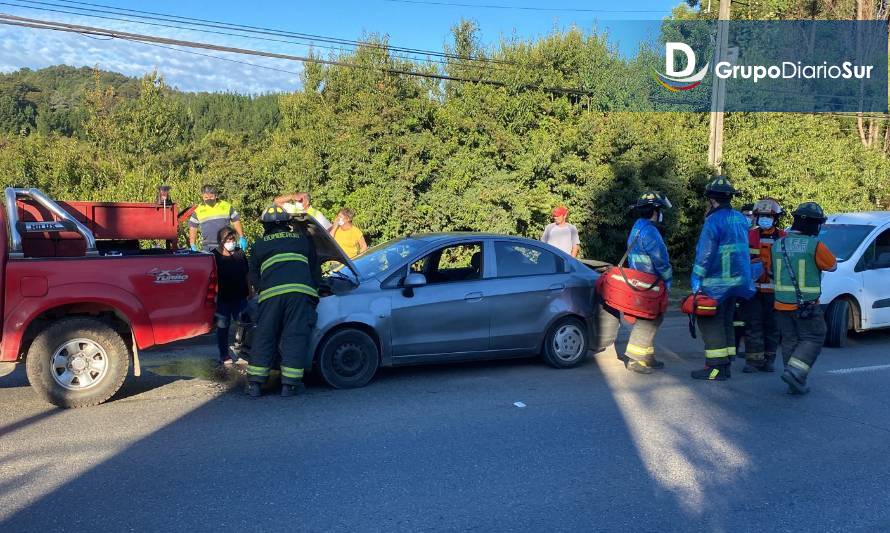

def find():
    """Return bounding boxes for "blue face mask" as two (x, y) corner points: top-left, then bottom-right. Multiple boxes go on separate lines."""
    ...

(758, 216), (774, 230)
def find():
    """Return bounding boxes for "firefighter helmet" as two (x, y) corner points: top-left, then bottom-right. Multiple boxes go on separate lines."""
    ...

(260, 205), (290, 224)
(753, 198), (784, 216)
(704, 175), (739, 197)
(791, 202), (827, 222)
(633, 191), (672, 210)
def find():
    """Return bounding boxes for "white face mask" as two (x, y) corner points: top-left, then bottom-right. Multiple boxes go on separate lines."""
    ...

(338, 217), (345, 226)
(295, 201), (304, 210)
(657, 211), (664, 223)
(223, 241), (236, 252)
(758, 216), (774, 230)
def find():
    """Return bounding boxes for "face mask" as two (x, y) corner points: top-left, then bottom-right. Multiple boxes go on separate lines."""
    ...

(657, 211), (664, 223)
(758, 216), (774, 230)
(338, 217), (345, 226)
(295, 201), (304, 210)
(204, 198), (217, 206)
(745, 215), (755, 225)
(223, 241), (236, 252)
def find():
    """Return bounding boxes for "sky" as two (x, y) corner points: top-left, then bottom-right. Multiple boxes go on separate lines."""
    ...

(0, 0), (682, 93)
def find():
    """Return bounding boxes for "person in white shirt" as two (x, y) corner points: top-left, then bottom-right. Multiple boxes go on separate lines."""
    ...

(541, 205), (580, 257)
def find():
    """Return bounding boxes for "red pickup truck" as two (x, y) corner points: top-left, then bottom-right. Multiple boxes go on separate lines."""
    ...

(1, 187), (216, 408)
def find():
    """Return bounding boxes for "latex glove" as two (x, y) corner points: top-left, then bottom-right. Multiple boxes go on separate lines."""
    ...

(238, 236), (248, 250)
(190, 243), (199, 252)
(690, 277), (701, 294)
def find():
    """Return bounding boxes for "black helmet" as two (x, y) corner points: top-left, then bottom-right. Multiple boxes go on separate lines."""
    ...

(704, 175), (739, 198)
(740, 203), (755, 215)
(260, 205), (290, 224)
(633, 191), (672, 210)
(791, 202), (826, 223)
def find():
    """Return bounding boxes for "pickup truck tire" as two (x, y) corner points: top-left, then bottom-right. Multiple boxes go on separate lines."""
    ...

(824, 299), (850, 348)
(26, 317), (130, 408)
(318, 329), (379, 389)
(542, 316), (589, 368)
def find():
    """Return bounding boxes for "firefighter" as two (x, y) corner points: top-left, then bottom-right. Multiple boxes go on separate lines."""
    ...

(690, 176), (755, 381)
(773, 202), (836, 395)
(733, 203), (756, 356)
(623, 192), (673, 374)
(742, 198), (786, 373)
(245, 205), (321, 397)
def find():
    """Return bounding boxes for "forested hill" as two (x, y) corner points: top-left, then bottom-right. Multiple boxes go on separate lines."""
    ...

(0, 65), (280, 138)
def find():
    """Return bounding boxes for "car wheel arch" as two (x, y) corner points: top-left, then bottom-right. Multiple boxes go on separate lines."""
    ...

(829, 294), (862, 331)
(315, 322), (383, 366)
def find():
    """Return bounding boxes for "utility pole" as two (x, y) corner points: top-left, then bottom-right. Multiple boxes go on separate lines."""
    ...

(707, 0), (731, 173)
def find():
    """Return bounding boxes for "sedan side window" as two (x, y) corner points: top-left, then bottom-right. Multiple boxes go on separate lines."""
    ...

(415, 242), (484, 284)
(495, 241), (561, 277)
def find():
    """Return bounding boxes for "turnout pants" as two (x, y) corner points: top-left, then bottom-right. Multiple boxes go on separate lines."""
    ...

(776, 307), (826, 383)
(743, 292), (779, 364)
(625, 315), (664, 363)
(697, 297), (735, 367)
(247, 293), (317, 385)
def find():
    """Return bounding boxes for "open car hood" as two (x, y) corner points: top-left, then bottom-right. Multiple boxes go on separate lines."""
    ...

(290, 213), (359, 277)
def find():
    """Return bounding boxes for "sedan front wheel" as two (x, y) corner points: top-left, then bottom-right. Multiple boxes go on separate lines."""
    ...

(318, 329), (379, 389)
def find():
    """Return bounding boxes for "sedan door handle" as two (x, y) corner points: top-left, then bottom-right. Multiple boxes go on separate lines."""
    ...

(465, 291), (484, 302)
(549, 283), (566, 292)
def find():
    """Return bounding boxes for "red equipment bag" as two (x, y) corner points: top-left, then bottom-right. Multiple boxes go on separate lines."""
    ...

(595, 234), (668, 320)
(680, 293), (718, 316)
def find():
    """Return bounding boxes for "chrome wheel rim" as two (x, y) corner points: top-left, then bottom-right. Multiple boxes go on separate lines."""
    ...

(552, 324), (585, 361)
(50, 338), (109, 391)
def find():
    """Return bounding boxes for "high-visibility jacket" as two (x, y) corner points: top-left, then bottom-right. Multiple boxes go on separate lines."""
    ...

(627, 218), (672, 288)
(772, 234), (822, 306)
(248, 228), (322, 304)
(749, 226), (785, 293)
(189, 200), (240, 250)
(690, 206), (755, 302)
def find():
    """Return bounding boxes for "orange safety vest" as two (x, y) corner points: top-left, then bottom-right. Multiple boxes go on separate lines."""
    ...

(748, 227), (786, 293)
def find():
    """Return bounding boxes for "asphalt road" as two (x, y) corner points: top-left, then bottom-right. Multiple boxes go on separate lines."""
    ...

(1, 313), (889, 532)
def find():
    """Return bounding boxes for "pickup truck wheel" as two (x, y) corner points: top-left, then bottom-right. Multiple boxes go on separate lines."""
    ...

(318, 329), (379, 389)
(26, 317), (130, 408)
(542, 317), (589, 368)
(824, 299), (851, 348)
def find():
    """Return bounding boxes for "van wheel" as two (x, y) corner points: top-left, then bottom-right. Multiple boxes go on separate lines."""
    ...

(318, 329), (379, 389)
(542, 317), (589, 368)
(824, 299), (850, 348)
(26, 317), (130, 408)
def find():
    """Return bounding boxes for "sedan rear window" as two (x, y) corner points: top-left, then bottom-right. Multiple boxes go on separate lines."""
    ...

(495, 241), (560, 277)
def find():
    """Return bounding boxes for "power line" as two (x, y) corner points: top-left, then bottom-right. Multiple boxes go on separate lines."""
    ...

(2, 0), (507, 71)
(0, 13), (597, 96)
(48, 0), (515, 66)
(381, 0), (668, 13)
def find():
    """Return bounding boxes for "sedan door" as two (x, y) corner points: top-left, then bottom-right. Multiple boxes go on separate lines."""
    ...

(390, 241), (491, 358)
(486, 241), (571, 352)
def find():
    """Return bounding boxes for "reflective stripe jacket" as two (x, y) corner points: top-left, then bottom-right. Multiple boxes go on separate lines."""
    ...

(188, 200), (239, 249)
(772, 233), (821, 305)
(627, 218), (672, 288)
(248, 229), (322, 303)
(749, 226), (786, 293)
(690, 206), (755, 302)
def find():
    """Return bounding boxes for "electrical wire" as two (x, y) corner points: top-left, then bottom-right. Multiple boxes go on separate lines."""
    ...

(0, 13), (597, 96)
(381, 0), (669, 13)
(48, 0), (516, 66)
(2, 0), (508, 71)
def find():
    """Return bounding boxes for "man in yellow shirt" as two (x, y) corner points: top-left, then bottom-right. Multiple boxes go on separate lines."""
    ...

(331, 208), (368, 258)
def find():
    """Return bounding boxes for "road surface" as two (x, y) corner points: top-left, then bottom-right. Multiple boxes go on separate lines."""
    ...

(1, 313), (888, 532)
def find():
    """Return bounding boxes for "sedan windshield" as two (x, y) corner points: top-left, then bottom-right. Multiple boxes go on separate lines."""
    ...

(351, 238), (428, 278)
(818, 224), (874, 262)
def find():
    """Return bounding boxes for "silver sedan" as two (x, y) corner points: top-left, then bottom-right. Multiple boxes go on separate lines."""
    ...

(235, 226), (619, 389)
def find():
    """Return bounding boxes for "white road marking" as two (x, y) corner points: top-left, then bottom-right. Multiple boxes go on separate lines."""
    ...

(827, 364), (890, 375)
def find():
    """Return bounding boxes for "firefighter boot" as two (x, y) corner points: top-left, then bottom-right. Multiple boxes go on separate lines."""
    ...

(281, 382), (306, 397)
(648, 358), (665, 369)
(762, 353), (777, 372)
(627, 361), (653, 374)
(245, 381), (262, 398)
(743, 359), (765, 373)
(781, 367), (810, 395)
(691, 365), (730, 381)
